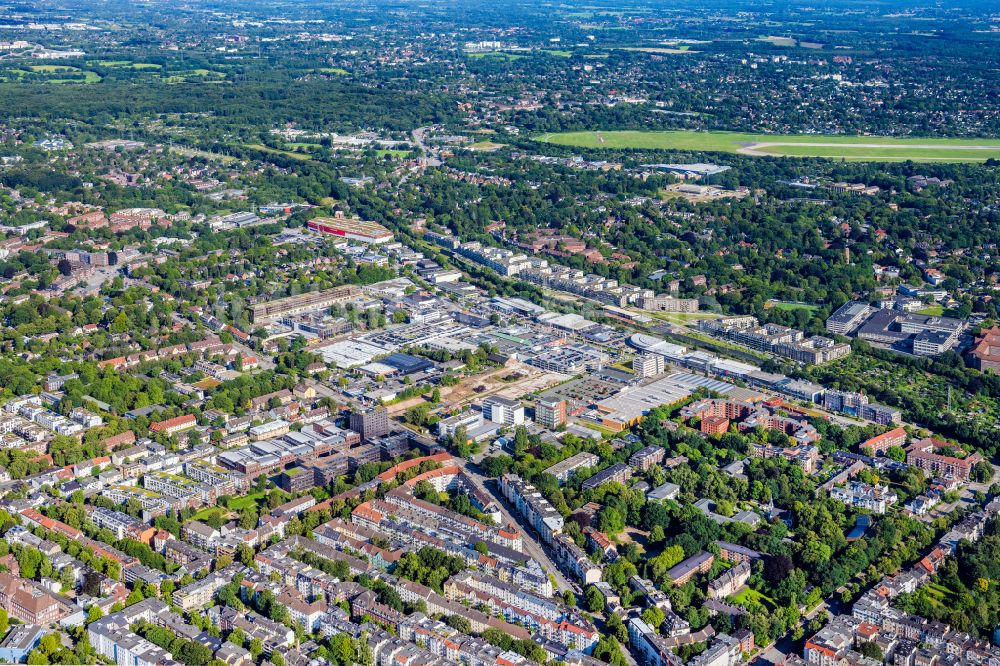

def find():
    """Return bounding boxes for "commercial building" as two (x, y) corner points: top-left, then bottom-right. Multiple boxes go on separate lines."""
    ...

(349, 407), (390, 441)
(633, 353), (665, 377)
(249, 285), (359, 323)
(482, 396), (524, 426)
(534, 398), (567, 429)
(436, 410), (483, 439)
(306, 213), (393, 244)
(855, 310), (965, 356)
(277, 466), (315, 493)
(826, 301), (875, 335)
(0, 624), (45, 663)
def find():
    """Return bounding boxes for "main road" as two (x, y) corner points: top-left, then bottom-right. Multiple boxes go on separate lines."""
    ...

(458, 458), (579, 596)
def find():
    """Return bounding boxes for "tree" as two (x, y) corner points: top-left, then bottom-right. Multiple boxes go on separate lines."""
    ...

(642, 606), (665, 631)
(858, 642), (884, 661)
(17, 547), (43, 579)
(445, 615), (472, 634)
(886, 445), (907, 462)
(228, 627), (245, 647)
(593, 636), (626, 666)
(563, 590), (576, 607)
(972, 461), (994, 483)
(597, 506), (624, 537)
(649, 545), (685, 584)
(585, 585), (605, 613)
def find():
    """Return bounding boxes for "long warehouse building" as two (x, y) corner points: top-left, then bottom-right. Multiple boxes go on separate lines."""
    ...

(250, 285), (360, 323)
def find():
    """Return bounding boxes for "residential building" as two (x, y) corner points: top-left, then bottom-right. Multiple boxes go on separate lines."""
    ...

(629, 446), (665, 472)
(707, 561), (751, 599)
(830, 482), (899, 514)
(543, 452), (598, 485)
(580, 464), (632, 491)
(498, 475), (563, 545)
(666, 552), (714, 586)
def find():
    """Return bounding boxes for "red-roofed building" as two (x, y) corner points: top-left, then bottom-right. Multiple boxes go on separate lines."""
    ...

(102, 431), (136, 449)
(860, 427), (907, 456)
(376, 453), (454, 483)
(19, 508), (81, 540)
(149, 414), (197, 435)
(98, 357), (126, 370)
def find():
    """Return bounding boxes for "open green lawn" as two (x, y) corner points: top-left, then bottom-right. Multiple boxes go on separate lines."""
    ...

(541, 49), (572, 57)
(227, 491), (266, 510)
(917, 305), (945, 316)
(191, 506), (228, 523)
(537, 130), (1000, 162)
(729, 587), (776, 609)
(317, 67), (348, 75)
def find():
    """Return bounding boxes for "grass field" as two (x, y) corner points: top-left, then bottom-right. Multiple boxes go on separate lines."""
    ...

(227, 491), (266, 510)
(767, 299), (820, 314)
(191, 506), (228, 523)
(729, 587), (776, 610)
(538, 130), (1000, 162)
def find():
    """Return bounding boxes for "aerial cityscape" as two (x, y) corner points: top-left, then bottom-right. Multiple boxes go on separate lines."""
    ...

(0, 0), (997, 665)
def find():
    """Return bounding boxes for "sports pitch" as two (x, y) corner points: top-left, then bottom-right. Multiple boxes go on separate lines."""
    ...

(537, 130), (1000, 162)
